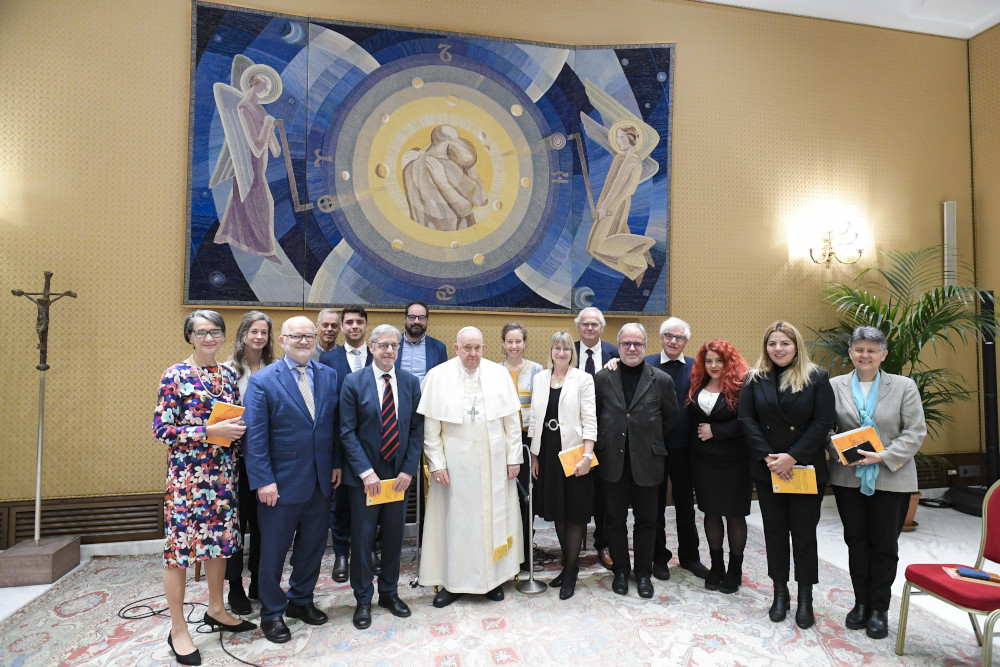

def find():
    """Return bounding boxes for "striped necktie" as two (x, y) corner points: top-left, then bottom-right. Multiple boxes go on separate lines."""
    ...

(295, 365), (315, 420)
(380, 373), (399, 460)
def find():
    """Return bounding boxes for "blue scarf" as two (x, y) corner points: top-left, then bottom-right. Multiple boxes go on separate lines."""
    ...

(851, 370), (881, 495)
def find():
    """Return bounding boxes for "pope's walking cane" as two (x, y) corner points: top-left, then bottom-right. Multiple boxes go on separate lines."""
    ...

(516, 443), (546, 594)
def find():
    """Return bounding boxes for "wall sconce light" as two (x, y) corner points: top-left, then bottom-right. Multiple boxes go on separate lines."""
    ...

(810, 210), (863, 266)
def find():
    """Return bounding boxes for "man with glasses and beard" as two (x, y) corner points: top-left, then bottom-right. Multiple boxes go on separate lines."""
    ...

(395, 301), (447, 382)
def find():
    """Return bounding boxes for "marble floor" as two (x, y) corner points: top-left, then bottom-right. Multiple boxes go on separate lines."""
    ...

(0, 490), (987, 637)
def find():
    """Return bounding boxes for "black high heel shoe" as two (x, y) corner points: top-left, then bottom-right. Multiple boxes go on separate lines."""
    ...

(203, 611), (257, 633)
(167, 632), (202, 666)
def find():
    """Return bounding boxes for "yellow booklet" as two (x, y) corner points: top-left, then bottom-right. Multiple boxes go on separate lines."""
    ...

(831, 425), (884, 465)
(771, 465), (818, 494)
(206, 401), (244, 447)
(557, 444), (599, 477)
(366, 478), (406, 506)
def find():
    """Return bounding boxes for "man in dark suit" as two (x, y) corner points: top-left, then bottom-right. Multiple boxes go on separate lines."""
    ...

(395, 300), (447, 382)
(319, 305), (373, 583)
(645, 317), (709, 581)
(574, 306), (619, 570)
(244, 316), (342, 643)
(340, 324), (424, 629)
(594, 323), (678, 599)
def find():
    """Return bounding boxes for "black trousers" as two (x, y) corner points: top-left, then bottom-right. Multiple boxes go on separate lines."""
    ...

(653, 448), (700, 566)
(754, 480), (823, 584)
(225, 457), (260, 584)
(832, 485), (910, 612)
(605, 459), (659, 577)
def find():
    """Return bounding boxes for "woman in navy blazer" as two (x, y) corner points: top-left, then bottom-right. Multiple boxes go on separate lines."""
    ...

(738, 321), (835, 630)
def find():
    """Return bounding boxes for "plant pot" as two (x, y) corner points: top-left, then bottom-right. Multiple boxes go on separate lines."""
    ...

(902, 491), (921, 532)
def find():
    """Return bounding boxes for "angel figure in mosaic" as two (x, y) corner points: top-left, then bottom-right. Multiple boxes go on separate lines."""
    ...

(210, 55), (283, 262)
(580, 79), (660, 286)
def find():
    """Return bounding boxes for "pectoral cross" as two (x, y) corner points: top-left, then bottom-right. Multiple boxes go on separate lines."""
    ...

(467, 403), (480, 422)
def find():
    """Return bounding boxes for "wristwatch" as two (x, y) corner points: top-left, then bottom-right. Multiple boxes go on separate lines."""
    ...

(581, 452), (594, 460)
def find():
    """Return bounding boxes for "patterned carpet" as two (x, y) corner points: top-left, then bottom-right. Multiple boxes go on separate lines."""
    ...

(0, 522), (984, 666)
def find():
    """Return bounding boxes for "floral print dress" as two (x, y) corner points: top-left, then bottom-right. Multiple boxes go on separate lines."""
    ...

(153, 360), (241, 568)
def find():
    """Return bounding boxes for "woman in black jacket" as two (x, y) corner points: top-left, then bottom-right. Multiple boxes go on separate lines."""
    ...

(738, 321), (835, 629)
(687, 339), (751, 594)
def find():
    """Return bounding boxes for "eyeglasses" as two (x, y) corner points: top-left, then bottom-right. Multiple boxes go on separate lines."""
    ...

(662, 333), (688, 341)
(285, 333), (317, 342)
(193, 329), (224, 339)
(405, 315), (428, 322)
(374, 342), (400, 350)
(620, 341), (645, 349)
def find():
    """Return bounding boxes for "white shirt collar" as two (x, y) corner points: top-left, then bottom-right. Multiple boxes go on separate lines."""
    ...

(661, 352), (686, 364)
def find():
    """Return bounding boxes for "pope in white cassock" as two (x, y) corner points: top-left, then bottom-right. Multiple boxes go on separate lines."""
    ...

(418, 326), (524, 607)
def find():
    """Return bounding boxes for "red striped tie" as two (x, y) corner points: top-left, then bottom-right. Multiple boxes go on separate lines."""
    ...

(380, 373), (399, 460)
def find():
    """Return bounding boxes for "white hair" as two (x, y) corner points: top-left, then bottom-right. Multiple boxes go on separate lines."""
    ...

(659, 317), (691, 338)
(456, 326), (483, 344)
(574, 307), (606, 327)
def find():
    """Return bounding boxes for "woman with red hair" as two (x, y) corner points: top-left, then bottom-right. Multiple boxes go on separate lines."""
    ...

(687, 339), (751, 594)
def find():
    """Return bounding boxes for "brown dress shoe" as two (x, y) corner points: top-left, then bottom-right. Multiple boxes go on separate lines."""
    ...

(599, 547), (614, 570)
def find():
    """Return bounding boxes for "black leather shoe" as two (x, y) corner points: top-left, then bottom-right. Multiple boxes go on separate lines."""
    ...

(485, 585), (504, 601)
(845, 603), (870, 630)
(769, 582), (790, 622)
(286, 601), (328, 625)
(353, 602), (372, 629)
(652, 562), (671, 581)
(203, 612), (256, 633)
(371, 550), (382, 575)
(227, 585), (252, 615)
(636, 575), (654, 599)
(261, 618), (291, 644)
(866, 609), (889, 639)
(795, 585), (814, 629)
(167, 632), (202, 666)
(559, 577), (577, 600)
(378, 594), (412, 618)
(612, 570), (628, 595)
(549, 570), (565, 588)
(432, 588), (463, 608)
(332, 555), (349, 583)
(681, 561), (710, 579)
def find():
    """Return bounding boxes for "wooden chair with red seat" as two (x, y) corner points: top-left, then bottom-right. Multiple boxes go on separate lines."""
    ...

(896, 479), (1000, 664)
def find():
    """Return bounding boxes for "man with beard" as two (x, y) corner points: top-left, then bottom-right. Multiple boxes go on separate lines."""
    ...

(395, 301), (447, 382)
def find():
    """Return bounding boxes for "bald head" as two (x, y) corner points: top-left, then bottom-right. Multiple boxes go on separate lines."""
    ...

(280, 316), (317, 364)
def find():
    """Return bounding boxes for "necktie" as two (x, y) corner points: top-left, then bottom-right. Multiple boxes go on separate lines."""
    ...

(351, 348), (362, 372)
(585, 348), (595, 375)
(380, 373), (399, 460)
(295, 365), (315, 420)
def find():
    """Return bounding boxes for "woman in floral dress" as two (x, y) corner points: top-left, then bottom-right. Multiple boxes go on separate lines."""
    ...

(152, 310), (254, 665)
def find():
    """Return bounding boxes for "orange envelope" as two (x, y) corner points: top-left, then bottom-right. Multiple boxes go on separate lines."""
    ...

(206, 401), (244, 447)
(557, 444), (599, 477)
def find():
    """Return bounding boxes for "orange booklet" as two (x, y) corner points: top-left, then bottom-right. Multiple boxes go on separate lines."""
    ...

(557, 444), (599, 477)
(831, 425), (884, 465)
(206, 401), (244, 447)
(771, 465), (818, 494)
(366, 478), (406, 506)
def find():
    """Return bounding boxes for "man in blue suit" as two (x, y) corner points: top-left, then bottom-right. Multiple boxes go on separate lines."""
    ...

(318, 305), (373, 583)
(244, 316), (342, 644)
(645, 317), (709, 581)
(574, 306), (619, 570)
(395, 300), (447, 382)
(340, 324), (423, 629)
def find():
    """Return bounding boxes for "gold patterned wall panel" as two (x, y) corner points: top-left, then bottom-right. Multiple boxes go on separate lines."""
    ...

(0, 0), (980, 501)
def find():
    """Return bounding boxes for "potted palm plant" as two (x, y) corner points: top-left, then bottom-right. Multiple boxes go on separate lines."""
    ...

(809, 246), (998, 527)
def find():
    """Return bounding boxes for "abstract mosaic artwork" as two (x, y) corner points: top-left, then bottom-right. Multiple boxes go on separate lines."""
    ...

(186, 3), (674, 313)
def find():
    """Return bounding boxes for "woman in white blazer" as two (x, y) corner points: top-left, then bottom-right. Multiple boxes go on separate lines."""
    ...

(528, 332), (597, 600)
(828, 326), (926, 641)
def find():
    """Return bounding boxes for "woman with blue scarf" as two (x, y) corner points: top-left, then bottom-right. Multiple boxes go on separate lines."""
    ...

(829, 326), (926, 640)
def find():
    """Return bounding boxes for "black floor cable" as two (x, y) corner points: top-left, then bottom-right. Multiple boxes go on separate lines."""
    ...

(116, 574), (262, 667)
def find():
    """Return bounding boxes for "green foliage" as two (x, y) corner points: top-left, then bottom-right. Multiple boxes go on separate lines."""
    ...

(809, 247), (997, 436)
